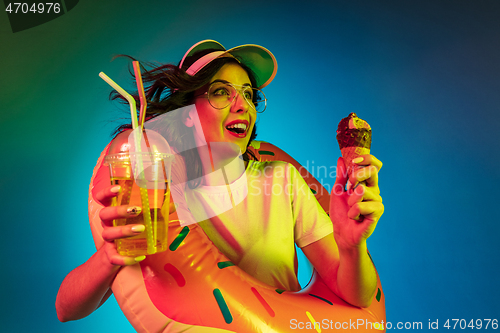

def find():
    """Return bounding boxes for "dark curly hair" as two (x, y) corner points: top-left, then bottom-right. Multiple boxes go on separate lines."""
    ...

(109, 51), (259, 188)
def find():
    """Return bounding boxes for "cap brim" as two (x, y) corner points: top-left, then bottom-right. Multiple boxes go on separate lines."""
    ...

(224, 44), (277, 89)
(181, 40), (277, 89)
(180, 40), (226, 69)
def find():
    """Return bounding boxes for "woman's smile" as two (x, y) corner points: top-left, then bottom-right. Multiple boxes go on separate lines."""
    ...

(225, 119), (249, 138)
(193, 63), (256, 153)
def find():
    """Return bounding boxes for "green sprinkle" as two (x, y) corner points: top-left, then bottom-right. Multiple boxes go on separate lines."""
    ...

(376, 288), (382, 302)
(275, 289), (285, 294)
(169, 226), (189, 251)
(310, 188), (317, 194)
(367, 251), (377, 269)
(309, 293), (333, 305)
(213, 289), (233, 324)
(258, 150), (275, 156)
(217, 261), (235, 269)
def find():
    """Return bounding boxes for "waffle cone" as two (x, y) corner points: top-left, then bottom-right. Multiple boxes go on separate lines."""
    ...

(341, 146), (370, 176)
(336, 113), (372, 176)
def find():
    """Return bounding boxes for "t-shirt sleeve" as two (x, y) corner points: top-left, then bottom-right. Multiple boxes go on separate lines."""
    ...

(289, 164), (333, 248)
(169, 153), (197, 226)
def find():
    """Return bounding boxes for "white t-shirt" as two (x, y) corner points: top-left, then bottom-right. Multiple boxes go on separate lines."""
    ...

(184, 160), (333, 291)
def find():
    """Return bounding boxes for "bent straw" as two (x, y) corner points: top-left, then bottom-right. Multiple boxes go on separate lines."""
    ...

(99, 72), (138, 130)
(99, 72), (155, 254)
(132, 63), (156, 253)
(132, 61), (147, 130)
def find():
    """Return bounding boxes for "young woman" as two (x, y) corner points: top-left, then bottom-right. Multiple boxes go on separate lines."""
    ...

(56, 40), (384, 322)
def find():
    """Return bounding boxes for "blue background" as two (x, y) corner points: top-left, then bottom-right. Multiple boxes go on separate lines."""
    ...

(2, 0), (499, 332)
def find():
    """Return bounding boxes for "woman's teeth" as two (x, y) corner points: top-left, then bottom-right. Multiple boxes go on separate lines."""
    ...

(226, 123), (247, 134)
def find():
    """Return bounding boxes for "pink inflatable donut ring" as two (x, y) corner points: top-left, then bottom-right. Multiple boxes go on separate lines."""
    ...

(88, 140), (386, 332)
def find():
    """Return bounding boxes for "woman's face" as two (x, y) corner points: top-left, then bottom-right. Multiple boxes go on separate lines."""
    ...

(191, 63), (256, 154)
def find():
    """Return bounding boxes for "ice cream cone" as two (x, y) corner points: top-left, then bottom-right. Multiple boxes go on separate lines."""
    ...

(341, 146), (371, 176)
(336, 113), (372, 177)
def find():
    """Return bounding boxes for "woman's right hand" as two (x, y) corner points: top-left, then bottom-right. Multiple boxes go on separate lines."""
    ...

(94, 185), (147, 266)
(56, 183), (145, 321)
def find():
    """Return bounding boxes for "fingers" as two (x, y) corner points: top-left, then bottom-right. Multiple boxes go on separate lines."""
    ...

(349, 164), (379, 189)
(334, 157), (348, 191)
(352, 154), (383, 171)
(102, 226), (147, 266)
(103, 243), (146, 266)
(346, 182), (383, 221)
(94, 185), (121, 207)
(347, 184), (382, 206)
(348, 154), (382, 188)
(102, 224), (145, 242)
(110, 255), (146, 266)
(348, 201), (385, 221)
(99, 205), (142, 227)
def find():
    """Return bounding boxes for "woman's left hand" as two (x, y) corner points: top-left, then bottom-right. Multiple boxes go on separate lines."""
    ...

(330, 154), (384, 250)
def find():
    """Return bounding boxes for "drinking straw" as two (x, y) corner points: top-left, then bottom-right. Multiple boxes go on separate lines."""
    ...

(132, 61), (147, 130)
(99, 71), (155, 254)
(138, 168), (154, 254)
(132, 63), (158, 253)
(98, 72), (138, 130)
(152, 144), (159, 249)
(131, 63), (156, 253)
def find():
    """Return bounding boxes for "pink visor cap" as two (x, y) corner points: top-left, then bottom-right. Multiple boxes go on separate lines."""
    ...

(179, 40), (277, 89)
